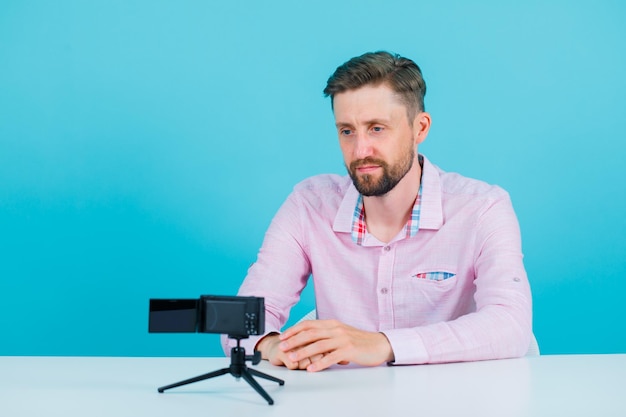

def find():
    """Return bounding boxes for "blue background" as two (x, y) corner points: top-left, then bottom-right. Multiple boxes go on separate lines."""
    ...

(1, 0), (624, 357)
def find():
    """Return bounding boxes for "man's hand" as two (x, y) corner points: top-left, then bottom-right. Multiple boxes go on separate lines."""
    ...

(255, 333), (323, 370)
(277, 320), (395, 372)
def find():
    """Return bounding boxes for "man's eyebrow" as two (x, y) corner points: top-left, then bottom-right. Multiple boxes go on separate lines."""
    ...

(336, 118), (390, 128)
(365, 118), (391, 125)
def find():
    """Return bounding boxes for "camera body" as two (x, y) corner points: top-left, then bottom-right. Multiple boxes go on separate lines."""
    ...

(149, 295), (264, 337)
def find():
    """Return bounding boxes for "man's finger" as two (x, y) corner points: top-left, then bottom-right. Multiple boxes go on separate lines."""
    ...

(305, 350), (345, 372)
(287, 338), (337, 364)
(279, 320), (316, 340)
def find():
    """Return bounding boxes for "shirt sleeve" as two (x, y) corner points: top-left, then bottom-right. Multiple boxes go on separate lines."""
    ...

(221, 191), (311, 354)
(383, 193), (533, 365)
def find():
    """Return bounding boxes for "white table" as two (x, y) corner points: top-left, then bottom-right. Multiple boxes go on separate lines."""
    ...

(1, 354), (624, 416)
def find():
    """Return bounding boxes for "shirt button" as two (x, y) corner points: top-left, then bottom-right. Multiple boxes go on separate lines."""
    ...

(380, 288), (389, 294)
(383, 246), (391, 252)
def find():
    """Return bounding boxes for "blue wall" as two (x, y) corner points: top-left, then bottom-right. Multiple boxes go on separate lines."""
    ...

(1, 0), (624, 357)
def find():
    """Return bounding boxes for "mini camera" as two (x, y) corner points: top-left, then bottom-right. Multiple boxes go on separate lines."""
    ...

(149, 295), (264, 337)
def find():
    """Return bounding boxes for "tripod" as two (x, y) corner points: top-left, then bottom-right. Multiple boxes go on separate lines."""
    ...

(157, 336), (285, 405)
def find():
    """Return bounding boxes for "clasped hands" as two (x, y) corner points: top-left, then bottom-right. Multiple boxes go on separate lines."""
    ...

(256, 319), (394, 372)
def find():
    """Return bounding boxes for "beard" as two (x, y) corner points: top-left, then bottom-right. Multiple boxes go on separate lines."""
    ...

(347, 145), (415, 197)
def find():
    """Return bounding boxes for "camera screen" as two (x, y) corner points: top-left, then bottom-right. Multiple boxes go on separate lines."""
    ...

(149, 299), (198, 332)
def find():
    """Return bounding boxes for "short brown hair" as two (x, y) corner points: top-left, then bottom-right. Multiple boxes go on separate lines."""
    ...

(323, 51), (427, 118)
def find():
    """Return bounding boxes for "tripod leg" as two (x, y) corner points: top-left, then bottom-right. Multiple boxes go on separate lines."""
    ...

(240, 368), (276, 405)
(247, 368), (285, 385)
(158, 368), (230, 393)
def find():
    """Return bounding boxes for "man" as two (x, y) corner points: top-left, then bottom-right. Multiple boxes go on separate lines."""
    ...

(222, 51), (532, 372)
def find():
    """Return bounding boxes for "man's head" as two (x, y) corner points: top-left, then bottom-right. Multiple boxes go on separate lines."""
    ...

(324, 51), (427, 122)
(325, 52), (431, 197)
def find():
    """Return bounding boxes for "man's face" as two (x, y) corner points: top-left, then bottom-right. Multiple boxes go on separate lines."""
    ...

(333, 84), (420, 197)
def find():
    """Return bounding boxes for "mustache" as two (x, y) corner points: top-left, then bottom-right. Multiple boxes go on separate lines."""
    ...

(349, 157), (387, 171)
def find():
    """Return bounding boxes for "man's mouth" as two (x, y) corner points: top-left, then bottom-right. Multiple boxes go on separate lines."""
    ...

(356, 165), (380, 174)
(351, 158), (385, 173)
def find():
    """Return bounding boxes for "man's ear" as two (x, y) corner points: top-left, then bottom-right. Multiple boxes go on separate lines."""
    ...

(413, 112), (431, 145)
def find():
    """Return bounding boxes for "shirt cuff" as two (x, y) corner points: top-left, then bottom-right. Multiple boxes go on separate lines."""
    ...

(382, 328), (429, 365)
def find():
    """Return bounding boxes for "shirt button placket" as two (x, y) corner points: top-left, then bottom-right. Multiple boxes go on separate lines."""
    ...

(377, 244), (395, 330)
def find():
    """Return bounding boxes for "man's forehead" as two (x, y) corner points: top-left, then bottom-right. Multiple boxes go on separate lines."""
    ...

(333, 85), (407, 120)
(333, 82), (397, 100)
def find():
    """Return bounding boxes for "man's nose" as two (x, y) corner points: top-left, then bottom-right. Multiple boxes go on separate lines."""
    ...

(354, 133), (374, 159)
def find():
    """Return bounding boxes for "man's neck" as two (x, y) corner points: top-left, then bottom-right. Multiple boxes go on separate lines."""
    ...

(362, 156), (422, 244)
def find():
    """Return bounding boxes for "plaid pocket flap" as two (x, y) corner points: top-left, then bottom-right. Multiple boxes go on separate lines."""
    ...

(411, 271), (456, 282)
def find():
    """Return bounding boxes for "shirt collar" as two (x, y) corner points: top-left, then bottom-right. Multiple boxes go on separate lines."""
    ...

(332, 154), (443, 242)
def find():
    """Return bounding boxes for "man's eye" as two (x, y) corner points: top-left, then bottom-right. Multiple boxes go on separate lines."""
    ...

(340, 129), (352, 135)
(372, 126), (383, 132)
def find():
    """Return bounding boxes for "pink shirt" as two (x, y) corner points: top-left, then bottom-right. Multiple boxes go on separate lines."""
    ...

(224, 155), (532, 365)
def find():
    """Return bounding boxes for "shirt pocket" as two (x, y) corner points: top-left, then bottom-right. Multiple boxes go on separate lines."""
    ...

(402, 266), (459, 322)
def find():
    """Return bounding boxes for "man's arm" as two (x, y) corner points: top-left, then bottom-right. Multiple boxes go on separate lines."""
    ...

(385, 194), (533, 364)
(220, 191), (312, 356)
